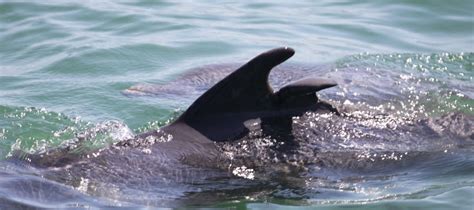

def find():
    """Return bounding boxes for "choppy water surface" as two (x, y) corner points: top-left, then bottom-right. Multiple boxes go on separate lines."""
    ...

(0, 0), (473, 209)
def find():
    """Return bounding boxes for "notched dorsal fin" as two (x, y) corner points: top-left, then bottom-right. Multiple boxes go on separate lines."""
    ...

(179, 47), (295, 121)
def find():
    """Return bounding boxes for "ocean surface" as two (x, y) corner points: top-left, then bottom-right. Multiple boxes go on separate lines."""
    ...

(0, 0), (473, 209)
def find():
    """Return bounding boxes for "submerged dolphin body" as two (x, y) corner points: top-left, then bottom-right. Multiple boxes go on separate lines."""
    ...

(5, 48), (340, 206)
(24, 47), (338, 168)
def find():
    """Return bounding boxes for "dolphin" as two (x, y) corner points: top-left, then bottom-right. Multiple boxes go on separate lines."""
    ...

(3, 47), (339, 206)
(4, 47), (473, 208)
(21, 47), (339, 168)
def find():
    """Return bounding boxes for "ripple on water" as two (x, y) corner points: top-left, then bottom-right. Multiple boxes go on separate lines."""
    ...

(0, 0), (473, 208)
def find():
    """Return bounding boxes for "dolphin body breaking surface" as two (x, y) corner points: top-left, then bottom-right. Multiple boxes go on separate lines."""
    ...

(25, 47), (339, 168)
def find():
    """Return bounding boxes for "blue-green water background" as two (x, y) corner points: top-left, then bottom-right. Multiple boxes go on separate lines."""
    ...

(0, 0), (473, 209)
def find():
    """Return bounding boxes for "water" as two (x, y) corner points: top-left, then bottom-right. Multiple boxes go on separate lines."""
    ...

(0, 0), (473, 209)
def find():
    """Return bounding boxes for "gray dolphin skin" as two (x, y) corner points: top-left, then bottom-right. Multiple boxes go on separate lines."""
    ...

(128, 47), (339, 166)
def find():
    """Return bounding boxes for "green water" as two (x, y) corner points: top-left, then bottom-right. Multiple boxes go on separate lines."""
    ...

(0, 0), (473, 209)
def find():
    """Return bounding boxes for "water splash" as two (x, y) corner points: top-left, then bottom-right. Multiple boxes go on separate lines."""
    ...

(0, 106), (139, 159)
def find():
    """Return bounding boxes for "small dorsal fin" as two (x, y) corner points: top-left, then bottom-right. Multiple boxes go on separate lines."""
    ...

(178, 47), (295, 122)
(276, 78), (337, 100)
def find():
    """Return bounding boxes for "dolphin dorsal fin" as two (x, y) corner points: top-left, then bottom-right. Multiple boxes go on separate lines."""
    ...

(178, 47), (295, 122)
(276, 78), (337, 101)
